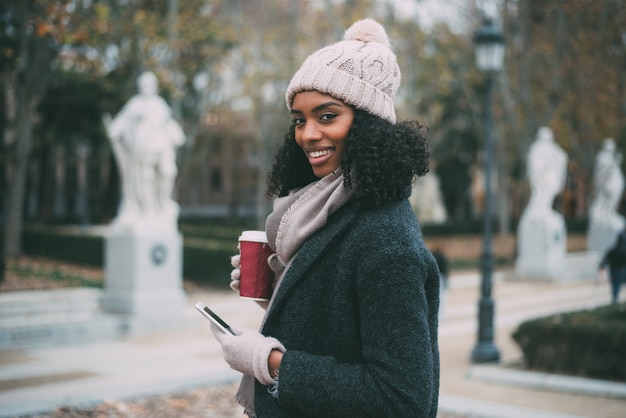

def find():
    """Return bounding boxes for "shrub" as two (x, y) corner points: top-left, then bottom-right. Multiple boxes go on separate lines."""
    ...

(182, 238), (236, 287)
(20, 225), (239, 289)
(512, 303), (626, 381)
(23, 227), (104, 266)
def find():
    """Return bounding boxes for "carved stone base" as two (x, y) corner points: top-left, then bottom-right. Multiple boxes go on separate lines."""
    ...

(103, 229), (186, 332)
(515, 212), (566, 280)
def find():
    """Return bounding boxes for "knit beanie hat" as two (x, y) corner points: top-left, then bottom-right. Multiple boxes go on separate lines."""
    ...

(285, 18), (401, 124)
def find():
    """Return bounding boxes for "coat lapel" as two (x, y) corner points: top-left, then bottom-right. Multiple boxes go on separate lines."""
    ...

(264, 203), (359, 324)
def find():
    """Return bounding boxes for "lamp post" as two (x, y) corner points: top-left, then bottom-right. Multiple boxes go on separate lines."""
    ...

(471, 17), (505, 364)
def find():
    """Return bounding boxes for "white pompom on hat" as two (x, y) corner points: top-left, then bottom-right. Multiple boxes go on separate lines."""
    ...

(285, 18), (401, 124)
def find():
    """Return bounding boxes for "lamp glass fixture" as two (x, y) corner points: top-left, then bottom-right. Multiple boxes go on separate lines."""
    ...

(474, 19), (505, 72)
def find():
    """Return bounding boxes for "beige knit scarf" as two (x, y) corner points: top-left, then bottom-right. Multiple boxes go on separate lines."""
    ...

(236, 169), (354, 417)
(266, 168), (354, 264)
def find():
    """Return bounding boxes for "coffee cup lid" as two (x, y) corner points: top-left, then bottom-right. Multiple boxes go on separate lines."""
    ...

(239, 230), (268, 243)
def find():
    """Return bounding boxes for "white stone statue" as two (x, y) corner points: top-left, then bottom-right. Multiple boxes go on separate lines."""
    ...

(588, 138), (625, 254)
(525, 126), (568, 221)
(104, 71), (186, 230)
(410, 171), (447, 224)
(590, 138), (624, 227)
(102, 72), (187, 324)
(515, 127), (568, 280)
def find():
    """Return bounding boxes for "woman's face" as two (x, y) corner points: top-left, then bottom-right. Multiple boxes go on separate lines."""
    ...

(291, 91), (355, 178)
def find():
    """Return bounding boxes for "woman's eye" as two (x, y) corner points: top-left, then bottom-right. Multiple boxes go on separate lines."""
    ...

(292, 117), (305, 126)
(320, 113), (337, 122)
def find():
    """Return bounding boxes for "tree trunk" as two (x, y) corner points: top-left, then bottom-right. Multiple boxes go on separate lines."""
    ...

(2, 0), (54, 259)
(4, 88), (34, 256)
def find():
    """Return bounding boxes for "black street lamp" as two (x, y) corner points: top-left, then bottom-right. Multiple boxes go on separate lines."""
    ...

(471, 17), (505, 364)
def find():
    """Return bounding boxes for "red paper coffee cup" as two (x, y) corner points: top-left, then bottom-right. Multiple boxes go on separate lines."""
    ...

(238, 230), (274, 301)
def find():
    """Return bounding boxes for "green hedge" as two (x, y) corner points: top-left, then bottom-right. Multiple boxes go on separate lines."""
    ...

(21, 226), (238, 289)
(15, 217), (583, 289)
(22, 228), (104, 266)
(420, 217), (588, 236)
(512, 303), (626, 381)
(182, 238), (236, 286)
(19, 223), (511, 287)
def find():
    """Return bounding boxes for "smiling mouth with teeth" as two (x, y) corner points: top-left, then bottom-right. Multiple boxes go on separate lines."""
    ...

(308, 149), (332, 158)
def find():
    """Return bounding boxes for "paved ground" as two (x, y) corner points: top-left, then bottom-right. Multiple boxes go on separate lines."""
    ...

(1, 271), (625, 418)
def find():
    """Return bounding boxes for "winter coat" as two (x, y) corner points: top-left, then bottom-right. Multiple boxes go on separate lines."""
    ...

(255, 198), (440, 417)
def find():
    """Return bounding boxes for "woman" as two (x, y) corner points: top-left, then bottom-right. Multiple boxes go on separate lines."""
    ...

(211, 18), (440, 417)
(599, 229), (626, 303)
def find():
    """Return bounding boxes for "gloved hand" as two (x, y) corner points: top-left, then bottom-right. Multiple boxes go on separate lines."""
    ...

(211, 324), (285, 385)
(229, 253), (241, 292)
(231, 247), (284, 294)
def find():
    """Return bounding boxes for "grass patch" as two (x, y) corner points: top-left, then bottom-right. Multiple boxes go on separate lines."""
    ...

(8, 264), (103, 289)
(449, 257), (511, 271)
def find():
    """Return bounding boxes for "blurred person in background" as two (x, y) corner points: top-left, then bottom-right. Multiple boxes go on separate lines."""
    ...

(599, 227), (626, 304)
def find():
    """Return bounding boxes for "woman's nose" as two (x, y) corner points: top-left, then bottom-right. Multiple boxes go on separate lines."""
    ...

(301, 121), (322, 142)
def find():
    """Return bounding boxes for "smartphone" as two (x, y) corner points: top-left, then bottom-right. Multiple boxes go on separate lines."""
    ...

(194, 301), (236, 335)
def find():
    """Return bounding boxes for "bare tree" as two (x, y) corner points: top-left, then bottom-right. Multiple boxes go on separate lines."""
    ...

(2, 0), (55, 261)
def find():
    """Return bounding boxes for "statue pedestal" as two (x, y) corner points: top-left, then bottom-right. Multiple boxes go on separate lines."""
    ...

(515, 212), (566, 280)
(588, 217), (625, 255)
(103, 227), (187, 334)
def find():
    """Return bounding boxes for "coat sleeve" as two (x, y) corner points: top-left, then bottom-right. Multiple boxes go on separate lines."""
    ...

(275, 244), (439, 417)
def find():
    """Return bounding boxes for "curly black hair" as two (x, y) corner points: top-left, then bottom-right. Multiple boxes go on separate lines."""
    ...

(266, 109), (430, 209)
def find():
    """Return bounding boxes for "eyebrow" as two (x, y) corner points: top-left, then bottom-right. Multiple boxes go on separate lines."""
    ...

(290, 101), (344, 115)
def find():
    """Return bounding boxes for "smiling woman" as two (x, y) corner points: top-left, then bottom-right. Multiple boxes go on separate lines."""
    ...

(210, 18), (440, 418)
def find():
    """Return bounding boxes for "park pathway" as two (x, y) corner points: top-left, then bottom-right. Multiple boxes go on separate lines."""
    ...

(1, 270), (625, 417)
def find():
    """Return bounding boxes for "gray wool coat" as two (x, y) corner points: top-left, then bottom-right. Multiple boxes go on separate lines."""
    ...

(255, 198), (440, 417)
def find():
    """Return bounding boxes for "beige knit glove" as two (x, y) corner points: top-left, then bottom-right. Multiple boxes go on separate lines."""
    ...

(211, 324), (285, 385)
(229, 253), (241, 292)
